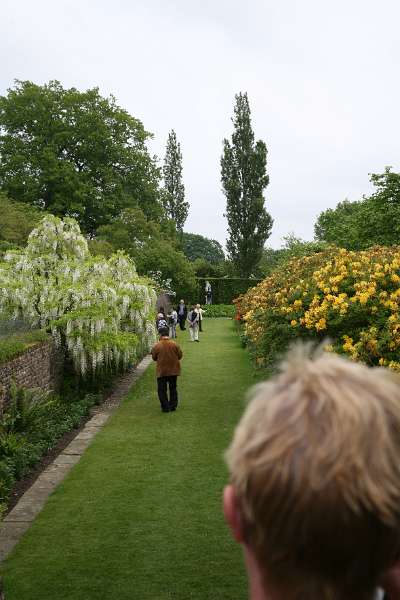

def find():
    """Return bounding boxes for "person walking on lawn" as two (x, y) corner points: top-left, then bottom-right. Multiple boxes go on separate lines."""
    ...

(195, 303), (205, 332)
(168, 308), (178, 339)
(151, 327), (183, 412)
(177, 299), (187, 331)
(187, 305), (200, 342)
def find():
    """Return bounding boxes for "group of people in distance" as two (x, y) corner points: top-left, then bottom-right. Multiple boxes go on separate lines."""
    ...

(156, 300), (205, 342)
(151, 300), (205, 414)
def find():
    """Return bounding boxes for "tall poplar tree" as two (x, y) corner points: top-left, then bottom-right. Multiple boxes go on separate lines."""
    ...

(162, 129), (189, 232)
(221, 92), (273, 276)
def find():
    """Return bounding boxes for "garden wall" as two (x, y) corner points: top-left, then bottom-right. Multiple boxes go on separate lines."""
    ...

(0, 341), (64, 408)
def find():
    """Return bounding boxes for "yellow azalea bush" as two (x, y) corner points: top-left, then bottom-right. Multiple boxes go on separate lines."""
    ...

(235, 246), (400, 370)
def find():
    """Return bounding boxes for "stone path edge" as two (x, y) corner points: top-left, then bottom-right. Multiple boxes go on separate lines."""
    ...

(0, 354), (153, 562)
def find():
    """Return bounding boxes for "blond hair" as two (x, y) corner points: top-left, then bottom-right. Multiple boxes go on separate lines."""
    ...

(226, 344), (400, 599)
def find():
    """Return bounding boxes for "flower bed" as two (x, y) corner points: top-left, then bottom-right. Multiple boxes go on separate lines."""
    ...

(0, 385), (99, 517)
(236, 246), (400, 370)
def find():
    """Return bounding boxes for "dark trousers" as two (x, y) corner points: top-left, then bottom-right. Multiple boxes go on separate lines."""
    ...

(157, 376), (178, 412)
(199, 319), (203, 332)
(178, 315), (186, 330)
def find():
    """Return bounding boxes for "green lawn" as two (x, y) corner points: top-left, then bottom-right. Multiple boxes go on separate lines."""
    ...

(3, 319), (262, 600)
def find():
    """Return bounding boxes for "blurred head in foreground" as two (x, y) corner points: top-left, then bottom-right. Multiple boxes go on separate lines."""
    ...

(224, 344), (400, 600)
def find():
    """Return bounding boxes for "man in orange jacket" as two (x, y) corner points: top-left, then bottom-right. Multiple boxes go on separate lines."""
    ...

(151, 326), (183, 413)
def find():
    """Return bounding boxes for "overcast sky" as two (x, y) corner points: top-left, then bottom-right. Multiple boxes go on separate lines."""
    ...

(1, 0), (399, 249)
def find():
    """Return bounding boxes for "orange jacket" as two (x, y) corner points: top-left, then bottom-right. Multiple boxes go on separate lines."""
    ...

(151, 338), (183, 378)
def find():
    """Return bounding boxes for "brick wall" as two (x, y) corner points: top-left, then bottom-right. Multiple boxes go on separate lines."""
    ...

(0, 341), (64, 408)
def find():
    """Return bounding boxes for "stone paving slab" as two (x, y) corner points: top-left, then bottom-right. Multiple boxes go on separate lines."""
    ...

(62, 438), (93, 455)
(75, 429), (99, 441)
(53, 454), (81, 466)
(87, 413), (111, 427)
(0, 354), (152, 562)
(0, 523), (31, 562)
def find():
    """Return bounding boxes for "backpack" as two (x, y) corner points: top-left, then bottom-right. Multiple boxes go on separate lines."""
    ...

(157, 318), (168, 331)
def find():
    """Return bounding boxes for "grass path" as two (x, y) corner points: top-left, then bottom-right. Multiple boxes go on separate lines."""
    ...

(3, 319), (261, 600)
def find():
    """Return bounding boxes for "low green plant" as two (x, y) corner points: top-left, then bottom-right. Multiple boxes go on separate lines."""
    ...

(0, 384), (100, 515)
(0, 329), (49, 364)
(202, 304), (235, 318)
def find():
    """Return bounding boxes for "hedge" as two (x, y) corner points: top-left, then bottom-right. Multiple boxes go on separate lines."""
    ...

(202, 304), (235, 318)
(195, 277), (262, 305)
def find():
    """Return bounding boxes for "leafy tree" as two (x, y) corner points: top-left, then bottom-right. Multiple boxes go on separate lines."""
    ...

(0, 215), (157, 375)
(181, 232), (225, 263)
(315, 168), (400, 250)
(162, 129), (189, 231)
(0, 80), (162, 235)
(258, 233), (329, 277)
(221, 92), (273, 276)
(192, 258), (225, 278)
(314, 200), (363, 249)
(0, 193), (43, 247)
(97, 208), (197, 300)
(258, 235), (329, 277)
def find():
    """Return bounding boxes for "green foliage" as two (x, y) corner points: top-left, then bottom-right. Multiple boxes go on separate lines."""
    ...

(98, 207), (197, 300)
(181, 232), (225, 264)
(88, 239), (115, 258)
(0, 80), (162, 234)
(0, 385), (99, 512)
(192, 258), (225, 278)
(0, 330), (49, 364)
(137, 238), (197, 301)
(201, 304), (235, 318)
(259, 234), (330, 277)
(0, 193), (44, 247)
(315, 167), (400, 249)
(195, 277), (262, 304)
(162, 129), (189, 232)
(221, 92), (273, 276)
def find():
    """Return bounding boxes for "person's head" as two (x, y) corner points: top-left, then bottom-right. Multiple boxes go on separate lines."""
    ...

(224, 344), (400, 600)
(180, 299), (184, 304)
(157, 312), (164, 319)
(158, 326), (169, 338)
(196, 303), (201, 309)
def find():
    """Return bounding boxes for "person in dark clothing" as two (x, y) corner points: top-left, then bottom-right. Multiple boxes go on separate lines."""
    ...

(151, 326), (183, 412)
(177, 299), (187, 331)
(156, 312), (168, 332)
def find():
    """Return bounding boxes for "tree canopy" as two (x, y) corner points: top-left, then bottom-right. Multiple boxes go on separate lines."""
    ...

(259, 234), (329, 277)
(0, 192), (44, 248)
(162, 129), (189, 232)
(221, 92), (273, 277)
(97, 208), (197, 300)
(315, 168), (400, 249)
(181, 232), (225, 264)
(0, 80), (162, 234)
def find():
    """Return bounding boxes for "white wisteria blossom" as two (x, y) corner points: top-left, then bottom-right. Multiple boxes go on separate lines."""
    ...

(0, 215), (157, 376)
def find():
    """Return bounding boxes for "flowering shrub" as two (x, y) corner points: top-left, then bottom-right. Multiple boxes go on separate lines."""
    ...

(0, 216), (157, 375)
(236, 246), (400, 370)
